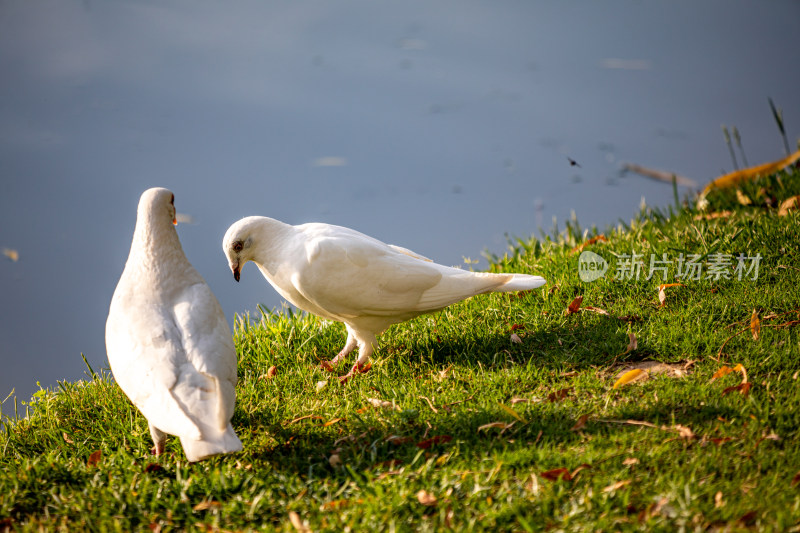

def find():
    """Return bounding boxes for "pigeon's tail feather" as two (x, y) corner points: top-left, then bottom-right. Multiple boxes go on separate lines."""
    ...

(180, 424), (243, 462)
(495, 274), (547, 292)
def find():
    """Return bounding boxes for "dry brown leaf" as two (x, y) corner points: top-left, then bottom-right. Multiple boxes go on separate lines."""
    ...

(657, 283), (684, 307)
(622, 457), (639, 466)
(510, 397), (540, 404)
(416, 435), (452, 449)
(566, 295), (583, 315)
(266, 365), (277, 379)
(612, 368), (647, 389)
(778, 195), (800, 216)
(584, 306), (610, 315)
(570, 414), (590, 431)
(750, 310), (761, 340)
(570, 234), (608, 254)
(673, 424), (696, 440)
(715, 491), (725, 508)
(288, 511), (311, 533)
(478, 421), (514, 432)
(622, 332), (638, 355)
(193, 501), (221, 511)
(693, 210), (733, 220)
(62, 432), (74, 444)
(736, 189), (753, 205)
(510, 333), (523, 344)
(722, 382), (752, 396)
(416, 490), (438, 507)
(791, 472), (800, 487)
(366, 398), (400, 411)
(547, 387), (573, 403)
(328, 454), (342, 467)
(602, 480), (631, 493)
(87, 450), (102, 467)
(540, 467), (572, 482)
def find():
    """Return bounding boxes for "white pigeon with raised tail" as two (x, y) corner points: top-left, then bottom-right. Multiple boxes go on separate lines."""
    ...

(106, 188), (242, 462)
(222, 216), (546, 382)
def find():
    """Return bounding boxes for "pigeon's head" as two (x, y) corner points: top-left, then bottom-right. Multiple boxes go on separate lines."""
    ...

(222, 217), (260, 282)
(138, 187), (177, 226)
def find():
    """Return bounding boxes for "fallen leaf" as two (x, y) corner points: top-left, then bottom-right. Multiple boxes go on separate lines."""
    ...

(737, 510), (758, 526)
(62, 432), (74, 444)
(87, 450), (102, 467)
(603, 480), (631, 493)
(510, 333), (523, 344)
(736, 189), (753, 205)
(732, 363), (748, 383)
(750, 310), (761, 340)
(547, 387), (573, 403)
(192, 501), (221, 511)
(693, 210), (734, 220)
(323, 417), (344, 427)
(791, 472), (800, 487)
(366, 398), (400, 411)
(385, 435), (413, 445)
(416, 490), (437, 507)
(715, 491), (725, 508)
(288, 511), (310, 532)
(673, 424), (696, 440)
(566, 295), (583, 315)
(315, 380), (328, 392)
(612, 368), (647, 389)
(286, 414), (324, 425)
(571, 414), (590, 431)
(416, 435), (452, 449)
(722, 382), (752, 396)
(144, 463), (164, 473)
(266, 365), (277, 378)
(584, 306), (610, 315)
(622, 457), (639, 466)
(2, 248), (19, 262)
(570, 234), (608, 254)
(328, 454), (342, 467)
(497, 403), (525, 422)
(778, 195), (800, 216)
(540, 468), (572, 482)
(510, 397), (540, 404)
(699, 148), (800, 197)
(657, 283), (684, 307)
(510, 324), (525, 331)
(709, 437), (733, 446)
(478, 421), (514, 432)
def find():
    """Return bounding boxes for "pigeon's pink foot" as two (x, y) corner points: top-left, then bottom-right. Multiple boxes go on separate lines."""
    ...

(337, 362), (372, 384)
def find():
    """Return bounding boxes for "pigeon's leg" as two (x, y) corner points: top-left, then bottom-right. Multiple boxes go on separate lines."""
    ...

(149, 424), (167, 456)
(320, 326), (357, 372)
(338, 334), (377, 383)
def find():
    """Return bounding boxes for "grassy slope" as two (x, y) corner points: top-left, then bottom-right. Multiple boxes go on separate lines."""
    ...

(1, 167), (799, 532)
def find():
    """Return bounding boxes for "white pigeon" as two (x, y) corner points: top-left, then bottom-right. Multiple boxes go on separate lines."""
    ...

(222, 216), (546, 381)
(106, 188), (242, 462)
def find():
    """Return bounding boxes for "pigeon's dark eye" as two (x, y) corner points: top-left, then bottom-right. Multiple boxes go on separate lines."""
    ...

(232, 241), (244, 253)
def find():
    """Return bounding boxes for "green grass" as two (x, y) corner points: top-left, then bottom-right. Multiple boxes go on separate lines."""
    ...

(2, 166), (800, 532)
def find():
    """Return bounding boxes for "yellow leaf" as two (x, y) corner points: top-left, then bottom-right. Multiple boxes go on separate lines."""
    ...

(612, 368), (646, 389)
(750, 310), (760, 341)
(700, 148), (800, 197)
(736, 189), (753, 205)
(497, 403), (525, 423)
(778, 195), (800, 216)
(602, 479), (631, 492)
(192, 501), (221, 511)
(732, 363), (748, 384)
(416, 490), (438, 507)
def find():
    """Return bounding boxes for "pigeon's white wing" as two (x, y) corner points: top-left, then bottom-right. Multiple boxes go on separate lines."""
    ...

(106, 304), (203, 441)
(171, 282), (237, 432)
(292, 226), (444, 318)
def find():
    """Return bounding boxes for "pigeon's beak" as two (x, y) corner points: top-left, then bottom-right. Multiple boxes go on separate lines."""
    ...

(173, 217), (177, 225)
(232, 263), (240, 282)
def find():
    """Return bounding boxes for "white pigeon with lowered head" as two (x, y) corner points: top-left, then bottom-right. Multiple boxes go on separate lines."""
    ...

(222, 216), (546, 381)
(106, 187), (242, 462)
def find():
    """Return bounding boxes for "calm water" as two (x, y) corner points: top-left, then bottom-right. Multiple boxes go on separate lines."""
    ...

(1, 1), (799, 409)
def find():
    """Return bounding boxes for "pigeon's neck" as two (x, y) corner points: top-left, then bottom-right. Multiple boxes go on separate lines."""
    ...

(250, 217), (293, 275)
(128, 216), (191, 275)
